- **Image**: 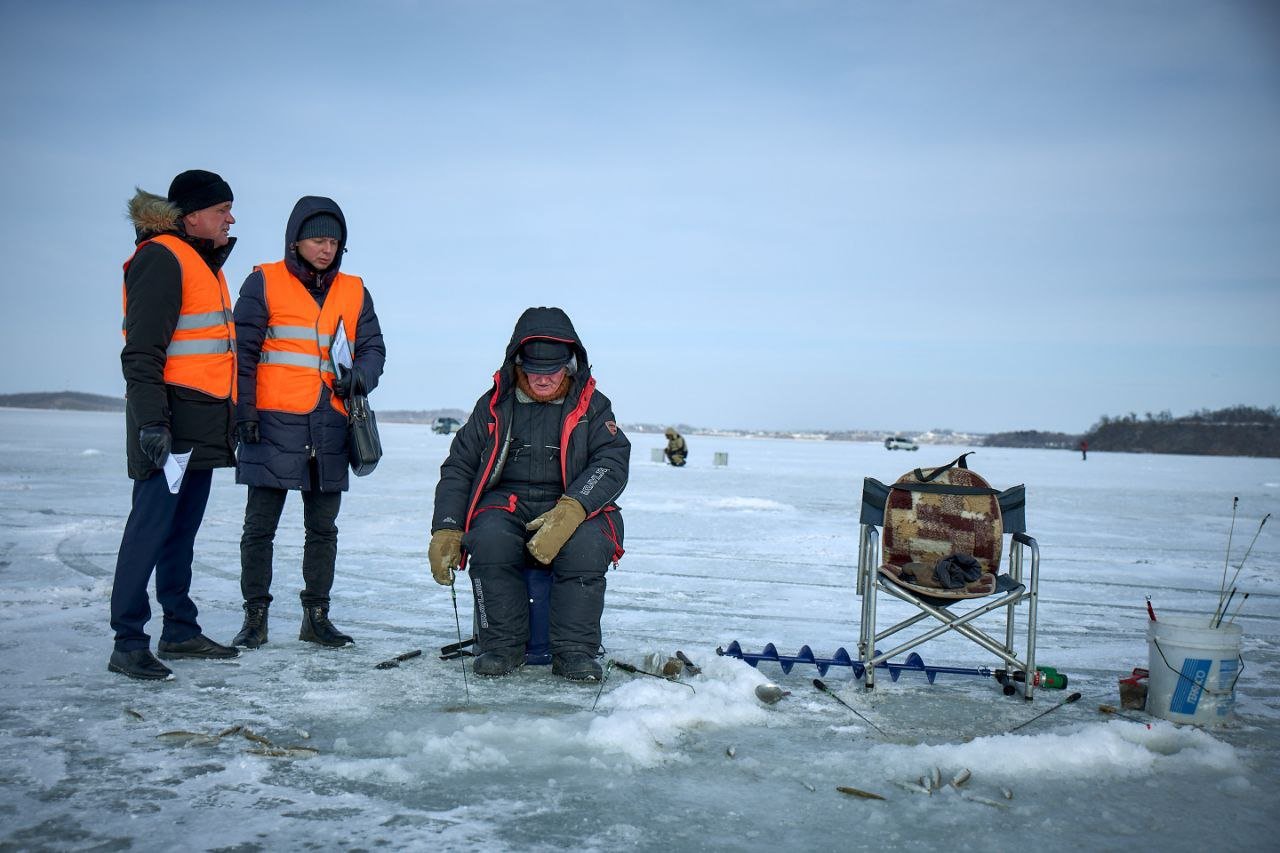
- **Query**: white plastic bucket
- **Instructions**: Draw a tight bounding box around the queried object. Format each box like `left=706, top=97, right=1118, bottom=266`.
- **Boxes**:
left=713, top=452, right=729, bottom=467
left=1146, top=614, right=1242, bottom=726
left=650, top=448, right=666, bottom=463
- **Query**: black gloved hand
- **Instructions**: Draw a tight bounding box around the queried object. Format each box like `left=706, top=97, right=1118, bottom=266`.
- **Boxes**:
left=333, top=365, right=364, bottom=400
left=237, top=420, right=260, bottom=445
left=138, top=425, right=172, bottom=468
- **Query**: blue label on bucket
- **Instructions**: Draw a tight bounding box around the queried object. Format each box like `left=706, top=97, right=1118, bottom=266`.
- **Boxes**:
left=1169, top=657, right=1211, bottom=715
left=1216, top=657, right=1239, bottom=716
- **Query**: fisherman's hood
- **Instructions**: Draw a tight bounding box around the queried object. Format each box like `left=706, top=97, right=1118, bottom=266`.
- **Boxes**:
left=502, top=306, right=589, bottom=373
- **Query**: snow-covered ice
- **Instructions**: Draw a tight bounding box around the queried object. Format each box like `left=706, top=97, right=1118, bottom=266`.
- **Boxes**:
left=1, top=409, right=1277, bottom=851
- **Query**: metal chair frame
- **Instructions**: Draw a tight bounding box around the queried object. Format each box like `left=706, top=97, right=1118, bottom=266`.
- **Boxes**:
left=855, top=474, right=1041, bottom=698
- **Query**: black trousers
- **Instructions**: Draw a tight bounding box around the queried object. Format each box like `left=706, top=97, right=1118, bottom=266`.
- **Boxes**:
left=463, top=495, right=615, bottom=656
left=240, top=482, right=342, bottom=608
left=110, top=469, right=213, bottom=652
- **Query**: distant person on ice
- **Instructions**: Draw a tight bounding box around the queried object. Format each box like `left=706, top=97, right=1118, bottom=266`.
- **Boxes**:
left=427, top=307, right=629, bottom=682
left=663, top=427, right=688, bottom=466
left=1080, top=440, right=1088, bottom=461
left=111, top=169, right=242, bottom=680
left=230, top=197, right=386, bottom=650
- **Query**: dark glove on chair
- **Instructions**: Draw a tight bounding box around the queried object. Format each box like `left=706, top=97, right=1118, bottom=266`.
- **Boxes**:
left=526, top=497, right=587, bottom=565
left=333, top=365, right=364, bottom=400
left=138, top=425, right=171, bottom=468
left=237, top=420, right=260, bottom=445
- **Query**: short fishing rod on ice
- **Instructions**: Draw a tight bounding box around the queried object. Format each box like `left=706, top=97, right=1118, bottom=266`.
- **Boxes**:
left=449, top=571, right=470, bottom=703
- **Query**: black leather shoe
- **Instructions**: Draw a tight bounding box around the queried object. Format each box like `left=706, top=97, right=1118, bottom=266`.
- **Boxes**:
left=552, top=651, right=603, bottom=682
left=108, top=648, right=174, bottom=681
left=473, top=648, right=525, bottom=677
left=156, top=634, right=240, bottom=660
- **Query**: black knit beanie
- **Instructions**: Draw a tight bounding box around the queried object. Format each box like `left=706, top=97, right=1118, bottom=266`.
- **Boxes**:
left=167, top=170, right=233, bottom=215
left=298, top=214, right=343, bottom=241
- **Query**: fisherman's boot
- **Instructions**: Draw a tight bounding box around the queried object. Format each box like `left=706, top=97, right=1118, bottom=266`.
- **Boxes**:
left=299, top=605, right=354, bottom=648
left=231, top=602, right=269, bottom=649
left=473, top=647, right=526, bottom=677
left=551, top=650, right=603, bottom=682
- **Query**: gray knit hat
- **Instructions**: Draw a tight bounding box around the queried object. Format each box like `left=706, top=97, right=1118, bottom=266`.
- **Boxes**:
left=298, top=213, right=343, bottom=241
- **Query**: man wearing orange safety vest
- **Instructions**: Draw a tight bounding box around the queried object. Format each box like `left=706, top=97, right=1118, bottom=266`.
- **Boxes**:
left=111, top=170, right=243, bottom=681
left=231, top=196, right=386, bottom=650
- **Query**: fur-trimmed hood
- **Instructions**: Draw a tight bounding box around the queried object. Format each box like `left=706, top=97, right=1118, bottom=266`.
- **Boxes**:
left=126, top=188, right=182, bottom=241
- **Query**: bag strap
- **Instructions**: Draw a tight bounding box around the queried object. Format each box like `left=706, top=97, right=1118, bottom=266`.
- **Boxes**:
left=914, top=451, right=974, bottom=483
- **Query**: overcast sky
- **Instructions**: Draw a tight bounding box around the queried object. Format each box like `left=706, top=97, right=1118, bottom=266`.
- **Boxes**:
left=2, top=1, right=1277, bottom=434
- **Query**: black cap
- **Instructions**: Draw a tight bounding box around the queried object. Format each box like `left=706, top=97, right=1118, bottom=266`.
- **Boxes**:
left=517, top=340, right=573, bottom=374
left=298, top=213, right=343, bottom=241
left=167, top=169, right=233, bottom=216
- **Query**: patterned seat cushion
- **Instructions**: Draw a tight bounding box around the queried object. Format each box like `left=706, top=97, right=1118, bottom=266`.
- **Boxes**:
left=878, top=463, right=1002, bottom=601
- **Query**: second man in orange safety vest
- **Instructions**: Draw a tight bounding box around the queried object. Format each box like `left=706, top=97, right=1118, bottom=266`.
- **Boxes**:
left=231, top=196, right=386, bottom=649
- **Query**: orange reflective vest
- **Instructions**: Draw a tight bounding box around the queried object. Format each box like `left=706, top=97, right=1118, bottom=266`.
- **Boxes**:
left=122, top=233, right=237, bottom=402
left=254, top=260, right=364, bottom=416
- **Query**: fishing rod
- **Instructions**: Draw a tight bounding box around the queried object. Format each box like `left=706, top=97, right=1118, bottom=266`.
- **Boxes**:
left=449, top=571, right=470, bottom=703
left=1213, top=513, right=1269, bottom=626
left=1006, top=691, right=1081, bottom=733
left=1226, top=592, right=1251, bottom=625
left=812, top=678, right=888, bottom=737
left=590, top=660, right=615, bottom=712
left=1213, top=588, right=1237, bottom=629
left=1214, top=497, right=1239, bottom=624
left=374, top=649, right=422, bottom=670
left=609, top=660, right=696, bottom=693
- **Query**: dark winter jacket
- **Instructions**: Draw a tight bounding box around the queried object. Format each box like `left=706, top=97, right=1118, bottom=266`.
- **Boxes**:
left=431, top=307, right=630, bottom=558
left=121, top=189, right=237, bottom=480
left=234, top=196, right=386, bottom=492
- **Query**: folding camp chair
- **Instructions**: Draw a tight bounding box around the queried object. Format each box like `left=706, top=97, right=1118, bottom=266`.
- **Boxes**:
left=856, top=453, right=1041, bottom=697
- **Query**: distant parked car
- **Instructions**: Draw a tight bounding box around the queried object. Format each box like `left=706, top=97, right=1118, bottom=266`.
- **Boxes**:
left=432, top=417, right=462, bottom=435
left=884, top=436, right=918, bottom=451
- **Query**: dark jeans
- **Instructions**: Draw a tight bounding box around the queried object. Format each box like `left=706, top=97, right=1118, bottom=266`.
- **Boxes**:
left=110, top=469, right=213, bottom=652
left=463, top=495, right=614, bottom=656
left=240, top=484, right=342, bottom=608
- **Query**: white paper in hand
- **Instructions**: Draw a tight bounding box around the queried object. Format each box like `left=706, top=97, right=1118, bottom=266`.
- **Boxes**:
left=331, top=319, right=353, bottom=371
left=164, top=450, right=193, bottom=494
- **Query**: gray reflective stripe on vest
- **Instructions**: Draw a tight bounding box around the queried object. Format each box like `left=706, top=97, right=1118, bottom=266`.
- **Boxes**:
left=266, top=325, right=319, bottom=341
left=167, top=338, right=233, bottom=356
left=264, top=325, right=338, bottom=373
left=259, top=350, right=321, bottom=369
left=175, top=309, right=234, bottom=330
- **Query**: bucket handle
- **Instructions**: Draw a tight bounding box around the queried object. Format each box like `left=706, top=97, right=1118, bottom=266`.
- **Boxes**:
left=1151, top=637, right=1245, bottom=698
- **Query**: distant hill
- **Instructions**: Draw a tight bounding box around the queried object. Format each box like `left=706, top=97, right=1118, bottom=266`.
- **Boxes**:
left=1084, top=406, right=1280, bottom=458
left=0, top=391, right=124, bottom=412
left=982, top=430, right=1081, bottom=450
left=984, top=405, right=1280, bottom=458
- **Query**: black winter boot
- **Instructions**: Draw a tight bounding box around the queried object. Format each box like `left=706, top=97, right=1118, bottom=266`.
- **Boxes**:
left=232, top=602, right=269, bottom=648
left=473, top=647, right=525, bottom=677
left=552, top=651, right=603, bottom=682
left=299, top=605, right=354, bottom=647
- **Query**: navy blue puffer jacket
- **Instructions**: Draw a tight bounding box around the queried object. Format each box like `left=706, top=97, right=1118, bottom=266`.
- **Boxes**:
left=233, top=196, right=386, bottom=492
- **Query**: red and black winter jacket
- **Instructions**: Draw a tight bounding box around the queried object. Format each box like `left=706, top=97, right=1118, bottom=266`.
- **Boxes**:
left=430, top=307, right=630, bottom=561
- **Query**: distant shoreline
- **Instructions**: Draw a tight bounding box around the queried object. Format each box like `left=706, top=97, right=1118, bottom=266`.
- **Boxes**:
left=2, top=393, right=1274, bottom=457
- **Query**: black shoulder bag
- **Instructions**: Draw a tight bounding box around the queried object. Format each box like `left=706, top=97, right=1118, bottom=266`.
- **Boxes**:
left=347, top=393, right=382, bottom=476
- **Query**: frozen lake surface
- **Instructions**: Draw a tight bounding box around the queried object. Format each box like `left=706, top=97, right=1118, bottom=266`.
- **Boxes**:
left=1, top=409, right=1278, bottom=851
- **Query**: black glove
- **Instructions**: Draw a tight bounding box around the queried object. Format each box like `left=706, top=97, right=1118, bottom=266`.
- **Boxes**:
left=237, top=420, right=260, bottom=445
left=333, top=365, right=364, bottom=400
left=138, top=425, right=171, bottom=468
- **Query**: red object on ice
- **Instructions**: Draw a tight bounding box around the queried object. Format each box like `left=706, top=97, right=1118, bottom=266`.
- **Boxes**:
left=1146, top=597, right=1157, bottom=622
